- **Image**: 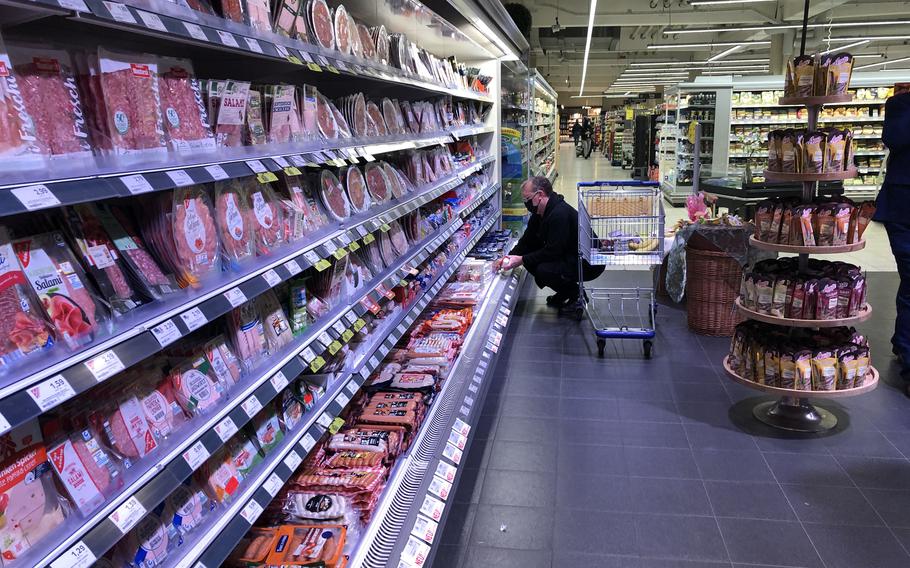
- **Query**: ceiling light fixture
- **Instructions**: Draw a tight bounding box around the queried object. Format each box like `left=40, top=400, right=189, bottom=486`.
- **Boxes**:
left=707, top=45, right=743, bottom=62
left=819, top=39, right=870, bottom=56
left=665, top=20, right=910, bottom=35
left=578, top=0, right=597, bottom=96
left=854, top=54, right=885, bottom=59
left=826, top=35, right=910, bottom=42
left=701, top=69, right=769, bottom=75
left=647, top=41, right=771, bottom=49
left=855, top=55, right=910, bottom=70
left=690, top=0, right=775, bottom=5
left=631, top=58, right=768, bottom=67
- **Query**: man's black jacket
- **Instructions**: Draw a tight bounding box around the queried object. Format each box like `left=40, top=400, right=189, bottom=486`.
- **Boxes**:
left=875, top=92, right=910, bottom=223
left=510, top=194, right=578, bottom=274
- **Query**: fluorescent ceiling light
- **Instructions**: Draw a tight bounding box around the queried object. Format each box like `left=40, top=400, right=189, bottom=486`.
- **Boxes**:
left=690, top=0, right=775, bottom=5
left=701, top=69, right=769, bottom=75
left=623, top=92, right=632, bottom=96
left=854, top=54, right=885, bottom=59
left=855, top=55, right=910, bottom=70
left=578, top=0, right=597, bottom=96
left=707, top=45, right=742, bottom=62
left=630, top=59, right=768, bottom=67
left=820, top=40, right=870, bottom=56
left=647, top=41, right=770, bottom=49
left=627, top=65, right=768, bottom=73
left=827, top=36, right=910, bottom=42
left=666, top=20, right=910, bottom=35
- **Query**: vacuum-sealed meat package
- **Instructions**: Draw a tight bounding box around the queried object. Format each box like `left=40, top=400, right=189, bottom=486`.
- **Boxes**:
left=97, top=393, right=159, bottom=460
left=97, top=48, right=167, bottom=155
left=162, top=479, right=214, bottom=540
left=228, top=433, right=262, bottom=479
left=196, top=447, right=240, bottom=504
left=139, top=375, right=189, bottom=441
left=169, top=354, right=226, bottom=416
left=0, top=43, right=46, bottom=169
left=267, top=84, right=303, bottom=144
left=205, top=335, right=243, bottom=387
left=342, top=166, right=371, bottom=213
left=214, top=179, right=255, bottom=269
left=318, top=169, right=351, bottom=222
left=114, top=508, right=173, bottom=567
left=158, top=56, right=215, bottom=153
left=13, top=231, right=109, bottom=349
left=212, top=80, right=251, bottom=147
left=47, top=419, right=123, bottom=515
left=170, top=186, right=221, bottom=286
left=7, top=44, right=93, bottom=158
left=245, top=180, right=285, bottom=255
left=256, top=290, right=293, bottom=353
left=245, top=89, right=267, bottom=145
left=228, top=301, right=267, bottom=372
left=309, top=0, right=335, bottom=50
left=245, top=0, right=272, bottom=32
left=315, top=91, right=338, bottom=140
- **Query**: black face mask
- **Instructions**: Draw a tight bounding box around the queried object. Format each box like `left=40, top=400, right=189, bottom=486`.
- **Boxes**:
left=524, top=197, right=536, bottom=213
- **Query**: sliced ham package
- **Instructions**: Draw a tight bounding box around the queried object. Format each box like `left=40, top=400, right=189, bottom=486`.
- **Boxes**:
left=266, top=84, right=303, bottom=144
left=162, top=479, right=214, bottom=541
left=158, top=56, right=215, bottom=153
left=214, top=179, right=255, bottom=270
left=47, top=418, right=124, bottom=515
left=93, top=392, right=159, bottom=462
left=139, top=373, right=189, bottom=442
left=196, top=447, right=240, bottom=504
left=228, top=301, right=267, bottom=372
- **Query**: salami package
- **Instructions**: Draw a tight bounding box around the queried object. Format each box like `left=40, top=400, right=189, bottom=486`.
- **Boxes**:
left=228, top=302, right=267, bottom=372
left=158, top=57, right=215, bottom=153
left=47, top=419, right=123, bottom=515
left=170, top=186, right=222, bottom=286
left=13, top=231, right=110, bottom=349
left=7, top=44, right=93, bottom=158
left=169, top=354, right=226, bottom=416
left=309, top=0, right=335, bottom=50
left=214, top=179, right=255, bottom=269
left=315, top=91, right=338, bottom=140
left=0, top=227, right=56, bottom=369
left=0, top=421, right=68, bottom=563
left=96, top=48, right=167, bottom=156
left=245, top=181, right=285, bottom=255
left=212, top=80, right=250, bottom=147
left=0, top=39, right=47, bottom=169
left=97, top=393, right=159, bottom=460
left=139, top=374, right=189, bottom=441
left=342, top=166, right=371, bottom=213
left=245, top=89, right=267, bottom=145
left=256, top=290, right=293, bottom=353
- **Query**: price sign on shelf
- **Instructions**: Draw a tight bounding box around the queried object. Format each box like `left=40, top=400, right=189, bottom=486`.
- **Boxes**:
left=283, top=449, right=303, bottom=471
left=245, top=159, right=267, bottom=173
left=224, top=287, right=247, bottom=307
left=183, top=22, right=207, bottom=41
left=216, top=30, right=240, bottom=48
left=412, top=515, right=438, bottom=545
left=51, top=541, right=96, bottom=568
left=301, top=432, right=317, bottom=452
left=316, top=412, right=332, bottom=429
left=214, top=416, right=238, bottom=442
left=11, top=184, right=60, bottom=211
left=244, top=37, right=263, bottom=53
left=180, top=307, right=206, bottom=331
left=103, top=2, right=136, bottom=24
left=204, top=164, right=229, bottom=180
left=442, top=442, right=462, bottom=465
left=418, top=494, right=445, bottom=522
left=263, top=269, right=281, bottom=288
left=428, top=475, right=452, bottom=501
left=136, top=10, right=167, bottom=32
left=401, top=536, right=431, bottom=568
left=270, top=371, right=289, bottom=392
left=85, top=350, right=125, bottom=382
left=271, top=156, right=290, bottom=168
left=284, top=259, right=302, bottom=275
left=240, top=499, right=264, bottom=525
left=27, top=375, right=76, bottom=412
left=150, top=320, right=181, bottom=347
left=108, top=496, right=146, bottom=534
left=263, top=473, right=283, bottom=497
left=182, top=440, right=210, bottom=470
left=119, top=174, right=153, bottom=194
left=241, top=395, right=263, bottom=418
left=435, top=461, right=457, bottom=483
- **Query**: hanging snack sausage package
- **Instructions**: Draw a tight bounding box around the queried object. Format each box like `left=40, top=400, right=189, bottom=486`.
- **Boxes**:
left=139, top=372, right=189, bottom=441
left=158, top=56, right=215, bottom=154
left=264, top=524, right=346, bottom=567
left=826, top=53, right=854, bottom=96
left=803, top=131, right=826, bottom=174
left=214, top=179, right=255, bottom=270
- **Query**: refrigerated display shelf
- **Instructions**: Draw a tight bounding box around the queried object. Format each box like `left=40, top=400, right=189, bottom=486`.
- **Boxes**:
left=171, top=211, right=502, bottom=568
left=0, top=156, right=495, bottom=436
left=732, top=117, right=884, bottom=125
left=734, top=99, right=887, bottom=108
left=34, top=186, right=503, bottom=568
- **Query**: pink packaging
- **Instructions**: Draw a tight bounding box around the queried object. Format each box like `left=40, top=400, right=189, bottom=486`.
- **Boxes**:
left=158, top=56, right=215, bottom=153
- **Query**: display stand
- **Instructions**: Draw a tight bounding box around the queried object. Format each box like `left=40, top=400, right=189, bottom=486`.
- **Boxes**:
left=729, top=93, right=879, bottom=433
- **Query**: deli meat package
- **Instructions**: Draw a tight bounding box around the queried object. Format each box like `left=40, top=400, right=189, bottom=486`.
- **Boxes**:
left=95, top=48, right=168, bottom=156
left=213, top=179, right=255, bottom=269
left=158, top=57, right=215, bottom=153
left=168, top=354, right=227, bottom=416
left=12, top=231, right=110, bottom=349
left=0, top=421, right=69, bottom=563
left=0, top=227, right=56, bottom=371
left=6, top=44, right=93, bottom=159
left=244, top=180, right=285, bottom=255
left=0, top=35, right=47, bottom=169
left=208, top=80, right=251, bottom=148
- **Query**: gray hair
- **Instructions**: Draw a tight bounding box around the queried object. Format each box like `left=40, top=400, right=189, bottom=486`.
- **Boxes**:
left=523, top=176, right=553, bottom=196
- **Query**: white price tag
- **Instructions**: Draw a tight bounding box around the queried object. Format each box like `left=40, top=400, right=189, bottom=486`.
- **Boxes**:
left=317, top=331, right=332, bottom=347
left=401, top=536, right=431, bottom=568
left=224, top=287, right=247, bottom=307
left=137, top=10, right=166, bottom=32
left=368, top=355, right=380, bottom=370
left=355, top=225, right=368, bottom=238
left=27, top=375, right=76, bottom=412
left=345, top=380, right=358, bottom=395
left=283, top=449, right=303, bottom=471
left=11, top=184, right=60, bottom=211
left=244, top=37, right=263, bottom=53
left=103, top=2, right=136, bottom=24
left=468, top=383, right=478, bottom=394
left=300, top=346, right=316, bottom=363
left=51, top=541, right=96, bottom=568
left=272, top=156, right=290, bottom=168
left=108, top=496, right=146, bottom=534
left=303, top=250, right=321, bottom=265
left=412, top=515, right=438, bottom=545
left=316, top=413, right=332, bottom=429
left=150, top=320, right=181, bottom=347
left=275, top=44, right=290, bottom=58
left=435, top=461, right=457, bottom=483
left=214, top=416, right=238, bottom=442
left=270, top=371, right=289, bottom=392
left=263, top=473, right=283, bottom=496
left=242, top=395, right=263, bottom=418
left=428, top=475, right=452, bottom=501
left=263, top=269, right=281, bottom=287
left=0, top=413, right=9, bottom=434
left=343, top=311, right=357, bottom=325
left=183, top=22, right=207, bottom=41
left=240, top=499, right=263, bottom=524
left=453, top=418, right=470, bottom=436
left=332, top=320, right=346, bottom=335
left=246, top=159, right=267, bottom=173
left=418, top=494, right=445, bottom=522
left=165, top=169, right=193, bottom=187
left=289, top=155, right=306, bottom=167
left=448, top=430, right=467, bottom=451
left=301, top=432, right=317, bottom=452
left=204, top=164, right=229, bottom=180
left=460, top=405, right=470, bottom=416
left=180, top=307, right=206, bottom=331
left=335, top=392, right=350, bottom=407
left=442, top=442, right=462, bottom=465
left=216, top=30, right=239, bottom=48
left=119, top=174, right=154, bottom=194
left=84, top=350, right=125, bottom=382
left=57, top=0, right=89, bottom=11
left=284, top=259, right=302, bottom=275
left=464, top=395, right=474, bottom=407
left=182, top=440, right=210, bottom=470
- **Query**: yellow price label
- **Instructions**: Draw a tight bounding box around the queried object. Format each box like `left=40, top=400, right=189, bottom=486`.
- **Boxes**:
left=353, top=318, right=365, bottom=331
left=362, top=233, right=376, bottom=244
left=287, top=55, right=303, bottom=65
left=409, top=267, right=419, bottom=276
left=307, top=62, right=322, bottom=72
left=341, top=329, right=354, bottom=342
left=314, top=259, right=331, bottom=272
left=332, top=247, right=347, bottom=260
left=309, top=355, right=325, bottom=372
left=329, top=417, right=345, bottom=434
left=328, top=340, right=342, bottom=355
left=284, top=166, right=302, bottom=176
left=347, top=240, right=360, bottom=251
left=256, top=172, right=278, bottom=183
left=380, top=223, right=391, bottom=232
left=327, top=65, right=339, bottom=74
left=398, top=279, right=408, bottom=287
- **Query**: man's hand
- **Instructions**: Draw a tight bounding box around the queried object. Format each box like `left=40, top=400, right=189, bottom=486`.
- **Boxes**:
left=498, top=255, right=523, bottom=271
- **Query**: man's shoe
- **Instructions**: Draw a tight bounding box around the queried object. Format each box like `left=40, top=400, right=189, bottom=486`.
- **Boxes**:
left=546, top=293, right=572, bottom=307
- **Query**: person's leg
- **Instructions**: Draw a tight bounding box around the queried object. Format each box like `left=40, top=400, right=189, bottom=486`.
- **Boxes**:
left=884, top=223, right=910, bottom=390
left=531, top=262, right=578, bottom=306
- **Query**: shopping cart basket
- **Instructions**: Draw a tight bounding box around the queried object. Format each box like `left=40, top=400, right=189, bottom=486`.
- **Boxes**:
left=577, top=180, right=665, bottom=358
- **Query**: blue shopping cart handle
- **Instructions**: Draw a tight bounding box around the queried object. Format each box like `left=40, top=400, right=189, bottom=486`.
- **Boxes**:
left=577, top=181, right=659, bottom=187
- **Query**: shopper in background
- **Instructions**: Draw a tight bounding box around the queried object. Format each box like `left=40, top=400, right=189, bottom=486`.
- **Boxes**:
left=494, top=176, right=605, bottom=310
left=571, top=119, right=582, bottom=146
left=581, top=117, right=594, bottom=159
left=875, top=82, right=910, bottom=397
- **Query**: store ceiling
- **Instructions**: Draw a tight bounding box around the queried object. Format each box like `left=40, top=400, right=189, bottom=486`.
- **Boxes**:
left=514, top=0, right=910, bottom=104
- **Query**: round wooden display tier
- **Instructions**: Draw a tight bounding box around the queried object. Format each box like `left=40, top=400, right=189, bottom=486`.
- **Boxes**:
left=763, top=168, right=858, bottom=182
left=778, top=94, right=854, bottom=106
left=749, top=235, right=866, bottom=254
left=734, top=298, right=873, bottom=328
left=723, top=356, right=880, bottom=399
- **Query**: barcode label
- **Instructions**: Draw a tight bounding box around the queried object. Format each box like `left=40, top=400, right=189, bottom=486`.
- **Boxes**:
left=214, top=416, right=238, bottom=442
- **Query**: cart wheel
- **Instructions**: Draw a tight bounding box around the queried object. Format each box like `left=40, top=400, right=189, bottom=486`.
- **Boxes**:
left=643, top=340, right=653, bottom=359
left=575, top=305, right=584, bottom=321
left=597, top=339, right=606, bottom=358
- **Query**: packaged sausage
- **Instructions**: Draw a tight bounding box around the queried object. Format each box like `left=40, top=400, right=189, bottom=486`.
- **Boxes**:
left=214, top=179, right=255, bottom=270
left=196, top=447, right=240, bottom=504
left=811, top=349, right=837, bottom=391
left=169, top=355, right=226, bottom=416
left=289, top=278, right=312, bottom=336
left=788, top=279, right=806, bottom=319
left=115, top=508, right=173, bottom=568
left=139, top=374, right=189, bottom=441
left=227, top=302, right=267, bottom=372
left=233, top=527, right=277, bottom=565
left=264, top=524, right=346, bottom=567
left=246, top=181, right=285, bottom=256
left=779, top=349, right=797, bottom=389
left=13, top=231, right=110, bottom=349
left=0, top=39, right=48, bottom=169
left=779, top=205, right=794, bottom=245
left=158, top=56, right=215, bottom=153
left=212, top=80, right=251, bottom=148
left=245, top=89, right=267, bottom=145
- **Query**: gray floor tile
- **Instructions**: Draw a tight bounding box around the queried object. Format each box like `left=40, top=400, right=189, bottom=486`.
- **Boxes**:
left=462, top=546, right=552, bottom=568
left=693, top=449, right=775, bottom=482
left=487, top=440, right=558, bottom=473
left=822, top=428, right=906, bottom=458
left=558, top=397, right=621, bottom=420
left=495, top=417, right=558, bottom=445
left=629, top=477, right=713, bottom=515
left=781, top=484, right=883, bottom=526
left=625, top=447, right=700, bottom=479
left=684, top=423, right=758, bottom=451
left=705, top=481, right=796, bottom=521
left=504, top=344, right=561, bottom=363
left=763, top=452, right=853, bottom=486
left=470, top=504, right=553, bottom=550
left=430, top=545, right=464, bottom=568
left=561, top=378, right=619, bottom=400
left=618, top=399, right=682, bottom=423
left=672, top=382, right=732, bottom=403
left=894, top=527, right=910, bottom=551
left=620, top=421, right=691, bottom=449
left=553, top=509, right=639, bottom=556
left=609, top=380, right=676, bottom=401
left=834, top=455, right=910, bottom=490
left=552, top=551, right=640, bottom=567
left=634, top=514, right=728, bottom=562
left=495, top=359, right=561, bottom=379
left=453, top=468, right=485, bottom=505
left=558, top=418, right=623, bottom=446
left=440, top=504, right=476, bottom=546
left=480, top=469, right=556, bottom=508
left=803, top=524, right=910, bottom=568
left=862, top=489, right=910, bottom=528
left=556, top=473, right=634, bottom=512
left=677, top=401, right=739, bottom=428
left=504, top=376, right=559, bottom=398
left=882, top=430, right=910, bottom=459
left=753, top=434, right=833, bottom=455
left=558, top=444, right=627, bottom=476
left=717, top=518, right=822, bottom=567
left=640, top=560, right=731, bottom=568
left=499, top=394, right=555, bottom=418
left=561, top=360, right=613, bottom=379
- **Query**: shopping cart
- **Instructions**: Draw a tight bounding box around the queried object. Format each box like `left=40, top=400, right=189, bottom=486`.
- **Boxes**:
left=576, top=180, right=665, bottom=358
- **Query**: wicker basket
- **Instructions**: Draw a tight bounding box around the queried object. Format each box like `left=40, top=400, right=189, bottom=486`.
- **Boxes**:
left=685, top=239, right=743, bottom=336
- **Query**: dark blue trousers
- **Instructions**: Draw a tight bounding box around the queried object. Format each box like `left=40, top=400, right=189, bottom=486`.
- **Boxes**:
left=885, top=222, right=910, bottom=382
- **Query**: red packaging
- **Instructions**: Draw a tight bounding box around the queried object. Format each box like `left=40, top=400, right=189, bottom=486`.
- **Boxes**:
left=158, top=56, right=214, bottom=153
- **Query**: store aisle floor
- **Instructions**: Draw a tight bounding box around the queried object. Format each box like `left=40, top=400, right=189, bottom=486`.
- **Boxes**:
left=434, top=145, right=910, bottom=567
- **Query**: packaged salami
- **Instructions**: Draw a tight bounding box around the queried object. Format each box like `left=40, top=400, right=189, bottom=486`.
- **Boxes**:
left=267, top=84, right=304, bottom=144
left=158, top=56, right=215, bottom=153
left=139, top=373, right=189, bottom=441
left=170, top=186, right=222, bottom=286
left=245, top=180, right=285, bottom=255
left=228, top=302, right=267, bottom=372
left=0, top=37, right=47, bottom=169
left=13, top=231, right=110, bottom=349
left=169, top=354, right=226, bottom=416
left=214, top=179, right=255, bottom=269
left=7, top=44, right=93, bottom=158
left=197, top=447, right=240, bottom=504
left=342, top=166, right=371, bottom=213
left=256, top=290, right=293, bottom=353
left=212, top=80, right=251, bottom=147
left=95, top=393, right=159, bottom=460
left=47, top=417, right=124, bottom=515
left=245, top=89, right=267, bottom=145
left=301, top=85, right=318, bottom=139
left=318, top=169, right=351, bottom=222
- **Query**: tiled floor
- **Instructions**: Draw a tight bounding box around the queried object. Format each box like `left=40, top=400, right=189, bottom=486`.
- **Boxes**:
left=432, top=146, right=910, bottom=567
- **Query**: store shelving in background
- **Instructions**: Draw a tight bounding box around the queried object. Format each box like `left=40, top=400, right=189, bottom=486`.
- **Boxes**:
left=530, top=69, right=558, bottom=185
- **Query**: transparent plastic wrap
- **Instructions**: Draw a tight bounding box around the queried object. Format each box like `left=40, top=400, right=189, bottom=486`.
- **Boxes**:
left=228, top=432, right=262, bottom=479
left=250, top=405, right=284, bottom=456
left=341, top=165, right=371, bottom=213
left=315, top=90, right=338, bottom=140
left=195, top=446, right=240, bottom=504
left=0, top=421, right=69, bottom=564
left=364, top=162, right=390, bottom=204
left=12, top=231, right=110, bottom=349
left=245, top=0, right=272, bottom=32
left=0, top=35, right=46, bottom=171
left=227, top=301, right=267, bottom=372
left=255, top=289, right=293, bottom=354
left=213, top=179, right=255, bottom=270
left=277, top=388, right=304, bottom=432
left=244, top=89, right=267, bottom=145
left=329, top=99, right=352, bottom=139
left=365, top=101, right=387, bottom=136
left=162, top=479, right=214, bottom=543
left=244, top=179, right=285, bottom=255
left=300, top=85, right=317, bottom=140
left=317, top=169, right=351, bottom=222
left=288, top=277, right=312, bottom=336
left=158, top=56, right=215, bottom=153
left=267, top=84, right=303, bottom=144
left=210, top=80, right=250, bottom=148
left=204, top=334, right=243, bottom=387
left=6, top=44, right=93, bottom=159
left=93, top=392, right=159, bottom=461
left=113, top=507, right=173, bottom=567
left=138, top=371, right=189, bottom=442
left=96, top=48, right=167, bottom=156
left=168, top=354, right=226, bottom=416
left=308, top=0, right=335, bottom=50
